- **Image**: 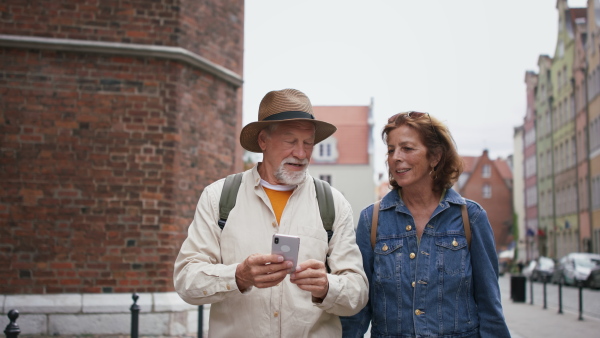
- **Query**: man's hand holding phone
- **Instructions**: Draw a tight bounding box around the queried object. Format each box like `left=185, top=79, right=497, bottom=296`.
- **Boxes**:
left=290, top=259, right=329, bottom=301
left=235, top=253, right=294, bottom=292
left=235, top=234, right=300, bottom=292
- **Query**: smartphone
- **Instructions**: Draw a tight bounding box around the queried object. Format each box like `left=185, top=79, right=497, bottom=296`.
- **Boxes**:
left=271, top=234, right=300, bottom=273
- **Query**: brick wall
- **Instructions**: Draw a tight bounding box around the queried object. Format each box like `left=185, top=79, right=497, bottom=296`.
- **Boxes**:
left=0, top=0, right=243, bottom=294
left=0, top=0, right=243, bottom=74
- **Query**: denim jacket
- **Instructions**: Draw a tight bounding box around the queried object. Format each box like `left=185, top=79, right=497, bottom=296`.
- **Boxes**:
left=341, top=188, right=510, bottom=338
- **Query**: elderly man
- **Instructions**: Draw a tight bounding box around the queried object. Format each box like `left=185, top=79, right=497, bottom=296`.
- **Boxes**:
left=174, top=88, right=368, bottom=337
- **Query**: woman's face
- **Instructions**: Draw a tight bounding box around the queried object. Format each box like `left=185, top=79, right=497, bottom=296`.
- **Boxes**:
left=387, top=124, right=438, bottom=191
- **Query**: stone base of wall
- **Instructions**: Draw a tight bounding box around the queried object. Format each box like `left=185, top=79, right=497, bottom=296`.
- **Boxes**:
left=0, top=292, right=209, bottom=337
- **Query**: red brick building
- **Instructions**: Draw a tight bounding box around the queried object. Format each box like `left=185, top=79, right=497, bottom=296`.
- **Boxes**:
left=456, top=150, right=514, bottom=251
left=0, top=1, right=243, bottom=334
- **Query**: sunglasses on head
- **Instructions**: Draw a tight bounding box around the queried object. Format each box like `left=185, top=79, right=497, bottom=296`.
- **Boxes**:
left=388, top=111, right=440, bottom=141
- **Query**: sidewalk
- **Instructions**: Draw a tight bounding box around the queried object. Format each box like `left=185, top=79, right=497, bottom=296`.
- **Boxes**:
left=500, top=278, right=600, bottom=338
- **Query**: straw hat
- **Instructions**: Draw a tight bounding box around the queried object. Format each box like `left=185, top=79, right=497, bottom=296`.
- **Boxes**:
left=240, top=88, right=337, bottom=153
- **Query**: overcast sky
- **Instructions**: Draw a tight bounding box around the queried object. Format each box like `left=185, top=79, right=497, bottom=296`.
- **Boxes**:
left=242, top=0, right=587, bottom=177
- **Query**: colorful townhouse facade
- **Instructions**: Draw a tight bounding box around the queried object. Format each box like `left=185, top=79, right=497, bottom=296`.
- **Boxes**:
left=523, top=71, right=539, bottom=261
left=588, top=0, right=600, bottom=254
left=520, top=0, right=600, bottom=259
left=535, top=54, right=555, bottom=258
left=513, top=125, right=526, bottom=262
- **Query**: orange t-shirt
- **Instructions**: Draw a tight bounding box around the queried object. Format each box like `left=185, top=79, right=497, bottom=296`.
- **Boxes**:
left=263, top=187, right=293, bottom=225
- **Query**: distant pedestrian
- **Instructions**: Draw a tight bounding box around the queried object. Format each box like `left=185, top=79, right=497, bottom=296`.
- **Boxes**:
left=341, top=112, right=510, bottom=337
left=517, top=260, right=525, bottom=274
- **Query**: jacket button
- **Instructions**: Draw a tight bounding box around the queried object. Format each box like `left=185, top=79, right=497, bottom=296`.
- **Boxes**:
left=274, top=311, right=279, bottom=317
left=203, top=290, right=207, bottom=295
left=406, top=225, right=412, bottom=231
left=382, top=244, right=388, bottom=251
left=226, top=284, right=231, bottom=290
left=410, top=252, right=416, bottom=259
left=272, top=221, right=277, bottom=227
left=412, top=281, right=415, bottom=287
left=415, top=309, right=424, bottom=315
left=452, top=239, right=458, bottom=247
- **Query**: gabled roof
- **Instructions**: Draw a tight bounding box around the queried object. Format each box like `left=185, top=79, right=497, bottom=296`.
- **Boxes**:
left=494, top=158, right=513, bottom=180
left=461, top=156, right=479, bottom=174
left=461, top=154, right=512, bottom=180
left=311, top=106, right=371, bottom=165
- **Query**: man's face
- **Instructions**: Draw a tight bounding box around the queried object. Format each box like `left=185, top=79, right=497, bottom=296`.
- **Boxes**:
left=258, top=121, right=316, bottom=185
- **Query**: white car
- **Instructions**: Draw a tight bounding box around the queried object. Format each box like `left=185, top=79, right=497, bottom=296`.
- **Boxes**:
left=521, top=260, right=537, bottom=279
left=559, top=252, right=600, bottom=286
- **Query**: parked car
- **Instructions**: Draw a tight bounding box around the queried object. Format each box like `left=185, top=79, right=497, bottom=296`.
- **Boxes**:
left=521, top=260, right=536, bottom=279
left=554, top=252, right=600, bottom=286
left=521, top=257, right=554, bottom=282
left=551, top=255, right=568, bottom=284
left=584, top=260, right=600, bottom=289
left=531, top=256, right=554, bottom=282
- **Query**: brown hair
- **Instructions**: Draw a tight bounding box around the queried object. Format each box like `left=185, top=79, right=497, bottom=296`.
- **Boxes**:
left=382, top=112, right=463, bottom=193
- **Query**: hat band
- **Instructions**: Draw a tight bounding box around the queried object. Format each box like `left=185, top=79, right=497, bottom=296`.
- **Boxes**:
left=262, top=111, right=314, bottom=121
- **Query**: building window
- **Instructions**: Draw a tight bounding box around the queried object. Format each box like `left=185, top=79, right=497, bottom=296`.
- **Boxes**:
left=483, top=184, right=492, bottom=199
left=319, top=174, right=332, bottom=185
left=319, top=143, right=330, bottom=157
left=312, top=137, right=338, bottom=163
left=482, top=164, right=491, bottom=178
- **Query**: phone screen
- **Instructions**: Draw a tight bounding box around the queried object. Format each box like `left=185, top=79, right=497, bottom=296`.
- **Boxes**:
left=271, top=234, right=300, bottom=273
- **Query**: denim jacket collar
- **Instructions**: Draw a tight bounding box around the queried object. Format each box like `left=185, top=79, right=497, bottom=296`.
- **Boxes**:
left=379, top=187, right=466, bottom=212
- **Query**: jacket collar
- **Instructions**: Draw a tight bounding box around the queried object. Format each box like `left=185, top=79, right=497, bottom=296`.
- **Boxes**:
left=379, top=187, right=466, bottom=211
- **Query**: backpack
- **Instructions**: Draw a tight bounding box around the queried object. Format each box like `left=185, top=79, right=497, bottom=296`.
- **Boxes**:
left=217, top=173, right=335, bottom=242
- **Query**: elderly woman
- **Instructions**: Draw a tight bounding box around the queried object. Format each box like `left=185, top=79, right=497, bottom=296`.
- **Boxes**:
left=341, top=112, right=510, bottom=337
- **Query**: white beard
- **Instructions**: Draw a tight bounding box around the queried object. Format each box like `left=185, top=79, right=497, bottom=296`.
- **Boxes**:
left=274, top=157, right=308, bottom=185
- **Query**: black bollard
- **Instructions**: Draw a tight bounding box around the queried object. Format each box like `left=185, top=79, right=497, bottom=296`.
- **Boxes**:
left=529, top=277, right=534, bottom=305
left=198, top=305, right=203, bottom=338
left=4, top=309, right=20, bottom=338
left=578, top=281, right=584, bottom=321
left=542, top=276, right=547, bottom=309
left=131, top=293, right=140, bottom=338
left=558, top=282, right=563, bottom=314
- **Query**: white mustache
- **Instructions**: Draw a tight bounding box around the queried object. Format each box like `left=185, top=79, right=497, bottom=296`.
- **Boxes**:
left=283, top=158, right=309, bottom=165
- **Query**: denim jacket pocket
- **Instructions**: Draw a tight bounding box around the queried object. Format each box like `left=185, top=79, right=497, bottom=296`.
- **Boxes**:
left=374, top=238, right=403, bottom=280
left=435, top=236, right=468, bottom=276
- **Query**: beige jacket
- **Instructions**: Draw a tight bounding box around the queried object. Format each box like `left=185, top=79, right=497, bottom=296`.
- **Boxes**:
left=174, top=166, right=368, bottom=337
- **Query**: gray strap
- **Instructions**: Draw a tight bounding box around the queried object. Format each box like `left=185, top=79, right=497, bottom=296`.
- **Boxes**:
left=313, top=178, right=335, bottom=240
left=218, top=173, right=243, bottom=229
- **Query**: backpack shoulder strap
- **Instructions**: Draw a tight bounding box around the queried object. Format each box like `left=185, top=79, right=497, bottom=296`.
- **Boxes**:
left=370, top=201, right=380, bottom=249
left=218, top=173, right=243, bottom=230
left=461, top=204, right=471, bottom=249
left=313, top=178, right=335, bottom=242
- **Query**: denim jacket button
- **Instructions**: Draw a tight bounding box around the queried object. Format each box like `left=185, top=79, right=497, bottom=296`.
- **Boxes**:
left=415, top=309, right=424, bottom=315
left=405, top=225, right=412, bottom=231
left=382, top=244, right=388, bottom=251
left=410, top=253, right=416, bottom=259
left=411, top=281, right=415, bottom=287
left=452, top=239, right=458, bottom=247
